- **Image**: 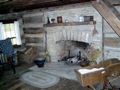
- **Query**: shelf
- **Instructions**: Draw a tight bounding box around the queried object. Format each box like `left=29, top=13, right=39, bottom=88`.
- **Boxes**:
left=44, top=21, right=96, bottom=27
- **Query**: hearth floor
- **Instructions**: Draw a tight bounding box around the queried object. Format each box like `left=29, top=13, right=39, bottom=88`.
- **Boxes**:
left=29, top=61, right=81, bottom=81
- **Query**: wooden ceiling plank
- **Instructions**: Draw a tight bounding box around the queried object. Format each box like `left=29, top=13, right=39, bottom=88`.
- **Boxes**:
left=0, top=0, right=93, bottom=14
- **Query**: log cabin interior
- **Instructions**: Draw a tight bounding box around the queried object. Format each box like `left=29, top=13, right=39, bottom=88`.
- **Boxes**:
left=0, top=0, right=120, bottom=90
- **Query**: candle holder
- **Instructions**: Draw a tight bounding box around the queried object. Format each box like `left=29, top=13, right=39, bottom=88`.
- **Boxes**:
left=51, top=18, right=55, bottom=23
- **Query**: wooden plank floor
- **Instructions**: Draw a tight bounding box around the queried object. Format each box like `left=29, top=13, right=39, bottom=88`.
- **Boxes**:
left=1, top=63, right=120, bottom=90
left=0, top=77, right=88, bottom=90
left=0, top=62, right=88, bottom=90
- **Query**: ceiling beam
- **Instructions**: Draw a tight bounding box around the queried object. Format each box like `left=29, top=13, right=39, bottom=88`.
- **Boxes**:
left=113, top=4, right=120, bottom=6
left=0, top=0, right=93, bottom=14
left=14, top=0, right=93, bottom=10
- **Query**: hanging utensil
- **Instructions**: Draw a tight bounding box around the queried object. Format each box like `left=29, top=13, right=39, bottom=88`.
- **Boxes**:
left=93, top=21, right=98, bottom=36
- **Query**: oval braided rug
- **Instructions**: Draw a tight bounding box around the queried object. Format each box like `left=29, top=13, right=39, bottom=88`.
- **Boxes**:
left=20, top=71, right=60, bottom=88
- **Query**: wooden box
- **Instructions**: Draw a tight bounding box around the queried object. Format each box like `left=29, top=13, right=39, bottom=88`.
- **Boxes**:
left=17, top=47, right=40, bottom=64
left=84, top=16, right=93, bottom=22
left=75, top=58, right=120, bottom=87
left=75, top=66, right=105, bottom=86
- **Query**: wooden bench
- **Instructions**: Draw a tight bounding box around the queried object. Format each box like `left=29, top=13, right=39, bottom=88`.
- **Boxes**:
left=75, top=58, right=120, bottom=90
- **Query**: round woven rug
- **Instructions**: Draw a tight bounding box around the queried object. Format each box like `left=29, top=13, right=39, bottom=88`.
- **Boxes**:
left=20, top=71, right=60, bottom=88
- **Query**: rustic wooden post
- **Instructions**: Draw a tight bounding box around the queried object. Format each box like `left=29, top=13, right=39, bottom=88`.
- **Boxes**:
left=7, top=56, right=16, bottom=74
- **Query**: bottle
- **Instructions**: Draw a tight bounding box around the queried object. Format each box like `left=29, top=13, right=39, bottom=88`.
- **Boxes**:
left=47, top=17, right=50, bottom=24
left=79, top=16, right=84, bottom=22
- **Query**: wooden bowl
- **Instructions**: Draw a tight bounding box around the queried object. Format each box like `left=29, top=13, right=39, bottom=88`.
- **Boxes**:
left=80, top=61, right=89, bottom=67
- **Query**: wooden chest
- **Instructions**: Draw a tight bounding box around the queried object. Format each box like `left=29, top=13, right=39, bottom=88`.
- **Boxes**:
left=75, top=67, right=105, bottom=86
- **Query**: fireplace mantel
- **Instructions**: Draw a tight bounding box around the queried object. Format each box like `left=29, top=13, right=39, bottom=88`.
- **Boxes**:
left=44, top=21, right=96, bottom=27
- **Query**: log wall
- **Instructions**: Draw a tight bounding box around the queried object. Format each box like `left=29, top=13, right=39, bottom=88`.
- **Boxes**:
left=22, top=12, right=46, bottom=55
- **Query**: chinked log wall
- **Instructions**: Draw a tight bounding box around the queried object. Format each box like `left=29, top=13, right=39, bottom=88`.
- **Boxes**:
left=92, top=0, right=120, bottom=59
left=22, top=12, right=46, bottom=55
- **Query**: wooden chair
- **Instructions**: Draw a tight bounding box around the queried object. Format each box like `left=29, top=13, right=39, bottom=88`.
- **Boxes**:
left=0, top=38, right=17, bottom=75
left=0, top=63, right=4, bottom=76
left=0, top=51, right=16, bottom=76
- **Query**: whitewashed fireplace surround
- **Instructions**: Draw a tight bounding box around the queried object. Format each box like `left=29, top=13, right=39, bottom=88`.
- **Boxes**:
left=45, top=25, right=94, bottom=62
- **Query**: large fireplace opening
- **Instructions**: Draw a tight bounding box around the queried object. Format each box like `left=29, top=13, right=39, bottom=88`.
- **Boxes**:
left=56, top=40, right=90, bottom=65
left=45, top=27, right=93, bottom=62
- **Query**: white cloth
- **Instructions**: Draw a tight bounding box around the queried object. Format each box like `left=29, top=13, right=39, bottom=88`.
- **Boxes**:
left=14, top=21, right=22, bottom=45
left=78, top=67, right=104, bottom=74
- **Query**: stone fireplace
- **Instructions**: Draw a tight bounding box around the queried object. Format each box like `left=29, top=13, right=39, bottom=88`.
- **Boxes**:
left=56, top=40, right=89, bottom=60
left=45, top=25, right=94, bottom=62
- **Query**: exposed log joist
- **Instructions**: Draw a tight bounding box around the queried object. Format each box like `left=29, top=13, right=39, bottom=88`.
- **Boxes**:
left=0, top=0, right=93, bottom=14
left=0, top=0, right=9, bottom=3
left=92, top=0, right=120, bottom=36
left=113, top=4, right=120, bottom=6
left=14, top=0, right=93, bottom=12
left=102, top=0, right=120, bottom=18
left=12, top=0, right=59, bottom=6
